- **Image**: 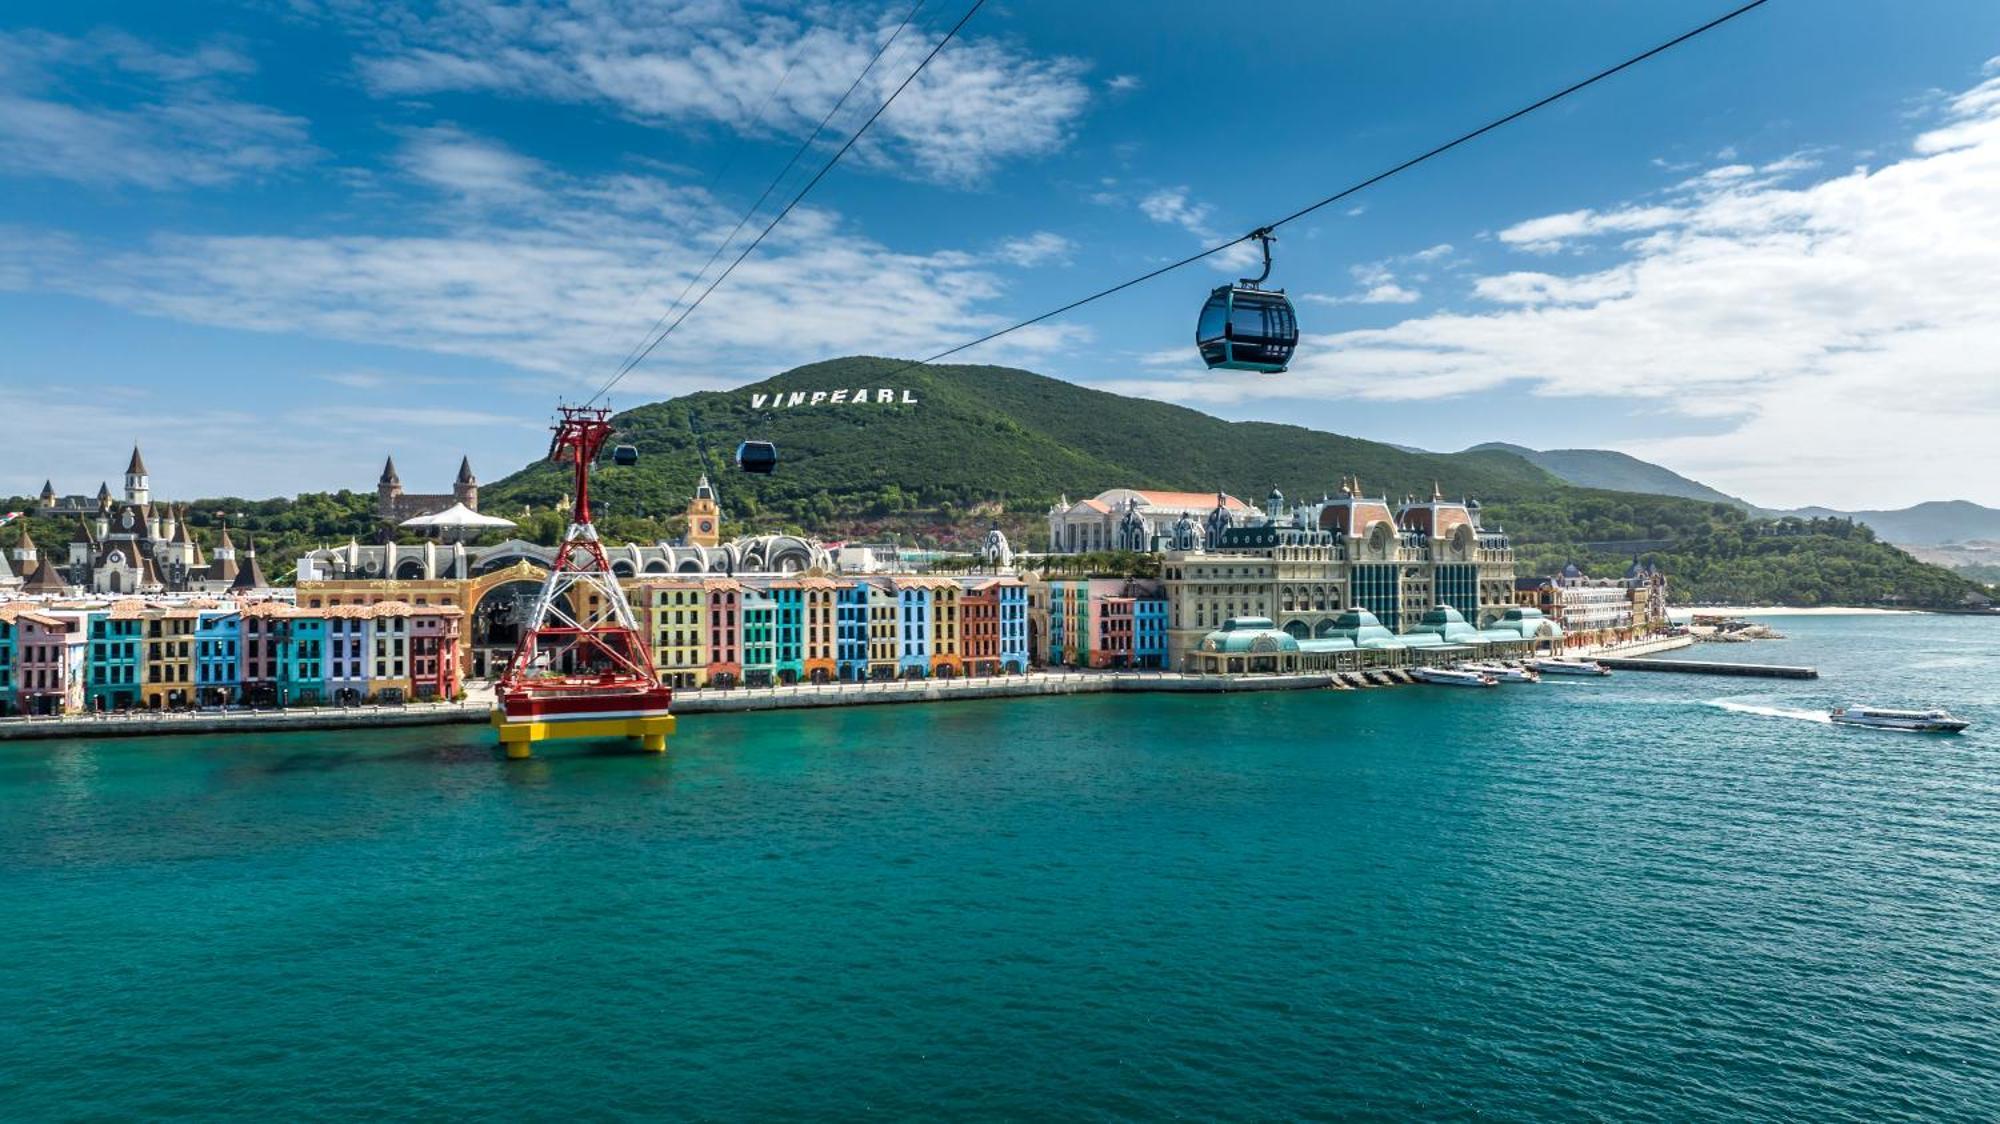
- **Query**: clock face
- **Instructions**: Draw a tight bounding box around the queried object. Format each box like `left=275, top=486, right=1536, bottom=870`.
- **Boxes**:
left=699, top=520, right=713, bottom=534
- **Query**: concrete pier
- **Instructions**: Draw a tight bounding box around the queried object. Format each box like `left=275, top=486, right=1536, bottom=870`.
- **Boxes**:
left=1595, top=657, right=1818, bottom=679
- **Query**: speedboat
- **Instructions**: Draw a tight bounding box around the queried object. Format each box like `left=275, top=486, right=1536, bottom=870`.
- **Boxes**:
left=1459, top=662, right=1540, bottom=684
left=1412, top=666, right=1498, bottom=688
left=1528, top=657, right=1611, bottom=677
left=1829, top=705, right=1970, bottom=733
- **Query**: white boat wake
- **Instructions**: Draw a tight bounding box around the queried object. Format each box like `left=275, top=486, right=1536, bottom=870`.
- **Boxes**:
left=1706, top=699, right=1831, bottom=724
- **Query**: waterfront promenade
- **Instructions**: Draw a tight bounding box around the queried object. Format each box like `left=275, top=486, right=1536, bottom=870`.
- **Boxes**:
left=0, top=635, right=1696, bottom=742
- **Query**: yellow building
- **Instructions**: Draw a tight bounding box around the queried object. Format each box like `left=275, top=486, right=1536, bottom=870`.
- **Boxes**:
left=799, top=576, right=838, bottom=683
left=866, top=581, right=899, bottom=679
left=929, top=579, right=963, bottom=676
left=638, top=579, right=709, bottom=689
left=140, top=606, right=196, bottom=708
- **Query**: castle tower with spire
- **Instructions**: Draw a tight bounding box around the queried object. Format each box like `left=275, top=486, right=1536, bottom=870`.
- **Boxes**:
left=124, top=446, right=149, bottom=506
left=378, top=455, right=403, bottom=509
left=375, top=453, right=478, bottom=523
left=453, top=456, right=479, bottom=510
left=684, top=473, right=721, bottom=548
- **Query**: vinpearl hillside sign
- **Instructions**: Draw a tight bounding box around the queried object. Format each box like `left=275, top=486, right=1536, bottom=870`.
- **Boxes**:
left=750, top=388, right=920, bottom=409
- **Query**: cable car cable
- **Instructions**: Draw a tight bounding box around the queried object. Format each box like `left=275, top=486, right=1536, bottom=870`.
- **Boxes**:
left=587, top=0, right=987, bottom=407
left=606, top=1, right=929, bottom=386
left=866, top=0, right=1774, bottom=381
left=601, top=26, right=819, bottom=382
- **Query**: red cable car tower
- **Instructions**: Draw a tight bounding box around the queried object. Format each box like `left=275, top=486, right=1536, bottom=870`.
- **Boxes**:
left=492, top=405, right=675, bottom=758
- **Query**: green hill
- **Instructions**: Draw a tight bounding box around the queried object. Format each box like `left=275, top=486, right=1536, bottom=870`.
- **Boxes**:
left=1469, top=442, right=1755, bottom=509
left=487, top=357, right=1562, bottom=529
left=470, top=356, right=1986, bottom=610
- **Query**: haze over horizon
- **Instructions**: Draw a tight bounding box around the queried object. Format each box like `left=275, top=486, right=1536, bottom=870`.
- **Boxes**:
left=5, top=1, right=2000, bottom=510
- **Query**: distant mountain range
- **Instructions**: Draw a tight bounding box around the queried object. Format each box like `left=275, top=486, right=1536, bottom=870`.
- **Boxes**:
left=1469, top=443, right=2000, bottom=547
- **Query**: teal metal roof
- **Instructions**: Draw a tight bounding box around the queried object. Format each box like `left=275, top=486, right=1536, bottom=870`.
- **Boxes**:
left=1199, top=618, right=1301, bottom=654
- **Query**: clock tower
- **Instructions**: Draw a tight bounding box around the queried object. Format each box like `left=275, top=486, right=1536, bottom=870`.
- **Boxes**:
left=684, top=473, right=721, bottom=548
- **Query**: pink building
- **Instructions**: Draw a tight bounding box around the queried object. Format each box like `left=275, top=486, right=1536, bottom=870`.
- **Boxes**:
left=12, top=610, right=86, bottom=715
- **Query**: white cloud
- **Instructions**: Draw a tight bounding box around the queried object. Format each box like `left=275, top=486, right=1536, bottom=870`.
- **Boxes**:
left=0, top=29, right=315, bottom=189
left=1139, top=186, right=1209, bottom=233
left=1105, top=74, right=1141, bottom=93
left=395, top=125, right=547, bottom=203
left=1303, top=245, right=1455, bottom=306
left=3, top=159, right=1086, bottom=397
left=1137, top=185, right=1260, bottom=272
left=1496, top=205, right=1683, bottom=254
left=1112, top=65, right=2000, bottom=509
left=993, top=231, right=1072, bottom=267
left=339, top=1, right=1091, bottom=185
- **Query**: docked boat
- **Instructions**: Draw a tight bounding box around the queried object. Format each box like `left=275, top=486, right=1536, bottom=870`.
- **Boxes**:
left=1829, top=705, right=1970, bottom=733
left=1528, top=657, right=1611, bottom=677
left=1459, top=662, right=1540, bottom=683
left=1412, top=666, right=1499, bottom=688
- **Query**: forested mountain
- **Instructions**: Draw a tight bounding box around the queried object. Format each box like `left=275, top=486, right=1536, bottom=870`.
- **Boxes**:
left=1468, top=443, right=1754, bottom=509
left=485, top=357, right=1562, bottom=525
left=6, top=359, right=1985, bottom=608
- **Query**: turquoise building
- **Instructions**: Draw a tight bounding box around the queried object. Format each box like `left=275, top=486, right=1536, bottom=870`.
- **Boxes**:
left=741, top=591, right=777, bottom=688
left=771, top=585, right=805, bottom=685
left=282, top=613, right=328, bottom=704
left=86, top=612, right=142, bottom=711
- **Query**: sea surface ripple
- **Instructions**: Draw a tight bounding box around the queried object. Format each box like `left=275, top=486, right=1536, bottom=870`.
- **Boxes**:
left=2, top=613, right=1997, bottom=1120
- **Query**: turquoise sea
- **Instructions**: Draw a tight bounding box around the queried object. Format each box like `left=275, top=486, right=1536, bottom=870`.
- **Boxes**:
left=3, top=613, right=1997, bottom=1120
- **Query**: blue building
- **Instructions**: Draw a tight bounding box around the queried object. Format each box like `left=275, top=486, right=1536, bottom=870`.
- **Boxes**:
left=194, top=609, right=242, bottom=706
left=1134, top=593, right=1169, bottom=669
left=997, top=583, right=1029, bottom=674
left=770, top=585, right=805, bottom=685
left=835, top=583, right=871, bottom=682
left=86, top=611, right=143, bottom=711
left=0, top=614, right=14, bottom=716
left=897, top=584, right=931, bottom=678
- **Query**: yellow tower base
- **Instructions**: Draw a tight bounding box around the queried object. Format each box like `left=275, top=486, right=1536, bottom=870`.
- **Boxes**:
left=492, top=711, right=677, bottom=759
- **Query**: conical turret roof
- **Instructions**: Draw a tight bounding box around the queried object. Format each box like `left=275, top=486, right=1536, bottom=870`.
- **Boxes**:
left=455, top=455, right=476, bottom=485
left=39, top=479, right=55, bottom=499
left=126, top=445, right=148, bottom=476
left=22, top=557, right=68, bottom=593
left=230, top=535, right=267, bottom=591
left=379, top=455, right=400, bottom=485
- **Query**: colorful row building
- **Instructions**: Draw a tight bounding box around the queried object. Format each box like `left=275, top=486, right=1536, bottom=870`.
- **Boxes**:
left=0, top=599, right=462, bottom=716
left=637, top=575, right=1029, bottom=687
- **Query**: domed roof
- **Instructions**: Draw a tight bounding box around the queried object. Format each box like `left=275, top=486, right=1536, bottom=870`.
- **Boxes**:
left=1561, top=561, right=1585, bottom=579
left=1198, top=617, right=1301, bottom=654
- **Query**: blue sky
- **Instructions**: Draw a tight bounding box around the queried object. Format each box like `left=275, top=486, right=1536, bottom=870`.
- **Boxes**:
left=5, top=0, right=2000, bottom=510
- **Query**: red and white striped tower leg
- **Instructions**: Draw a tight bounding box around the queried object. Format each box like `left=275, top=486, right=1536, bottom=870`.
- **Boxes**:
left=492, top=405, right=674, bottom=758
